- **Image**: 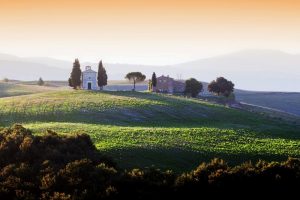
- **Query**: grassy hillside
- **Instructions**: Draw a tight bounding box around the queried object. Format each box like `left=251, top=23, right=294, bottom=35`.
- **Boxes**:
left=236, top=91, right=300, bottom=116
left=0, top=90, right=299, bottom=172
left=0, top=82, right=60, bottom=98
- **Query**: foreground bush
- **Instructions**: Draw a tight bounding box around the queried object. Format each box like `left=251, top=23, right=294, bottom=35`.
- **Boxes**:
left=0, top=125, right=116, bottom=199
left=0, top=125, right=299, bottom=199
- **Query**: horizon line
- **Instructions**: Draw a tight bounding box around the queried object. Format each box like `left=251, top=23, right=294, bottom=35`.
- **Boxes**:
left=1, top=48, right=299, bottom=66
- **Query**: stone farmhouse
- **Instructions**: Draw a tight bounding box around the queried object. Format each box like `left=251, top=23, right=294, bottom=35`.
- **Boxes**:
left=82, top=66, right=98, bottom=90
left=153, top=75, right=185, bottom=94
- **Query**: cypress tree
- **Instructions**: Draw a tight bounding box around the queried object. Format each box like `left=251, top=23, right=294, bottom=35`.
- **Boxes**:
left=97, top=60, right=108, bottom=90
left=69, top=59, right=82, bottom=89
left=68, top=78, right=73, bottom=87
left=151, top=72, right=157, bottom=92
left=151, top=72, right=157, bottom=87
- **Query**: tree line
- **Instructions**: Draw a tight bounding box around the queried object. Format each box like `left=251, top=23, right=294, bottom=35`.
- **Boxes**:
left=68, top=59, right=108, bottom=90
left=149, top=72, right=234, bottom=98
left=0, top=125, right=299, bottom=199
left=68, top=58, right=234, bottom=97
left=68, top=59, right=148, bottom=91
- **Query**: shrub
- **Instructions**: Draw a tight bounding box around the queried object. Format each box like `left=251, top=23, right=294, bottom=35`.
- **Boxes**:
left=37, top=77, right=45, bottom=86
left=0, top=125, right=299, bottom=199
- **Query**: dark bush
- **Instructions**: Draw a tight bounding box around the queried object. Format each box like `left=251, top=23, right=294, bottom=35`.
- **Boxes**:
left=0, top=125, right=116, bottom=199
left=0, top=125, right=299, bottom=199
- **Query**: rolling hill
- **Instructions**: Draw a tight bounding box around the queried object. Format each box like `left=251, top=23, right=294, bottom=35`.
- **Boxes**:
left=0, top=90, right=299, bottom=172
left=0, top=81, right=61, bottom=98
left=235, top=91, right=300, bottom=116
left=2, top=80, right=299, bottom=117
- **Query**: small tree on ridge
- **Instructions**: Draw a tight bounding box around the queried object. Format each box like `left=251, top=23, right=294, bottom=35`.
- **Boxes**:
left=37, top=77, right=44, bottom=86
left=208, top=77, right=234, bottom=97
left=185, top=78, right=203, bottom=97
left=125, top=72, right=146, bottom=91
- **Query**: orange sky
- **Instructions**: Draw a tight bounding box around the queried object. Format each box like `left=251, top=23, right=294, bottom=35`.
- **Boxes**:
left=0, top=0, right=300, bottom=64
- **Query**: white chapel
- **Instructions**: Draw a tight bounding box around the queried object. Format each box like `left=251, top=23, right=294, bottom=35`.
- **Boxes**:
left=82, top=66, right=98, bottom=90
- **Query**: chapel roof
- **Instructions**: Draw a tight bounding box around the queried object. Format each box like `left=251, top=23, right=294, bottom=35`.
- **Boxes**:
left=83, top=66, right=97, bottom=73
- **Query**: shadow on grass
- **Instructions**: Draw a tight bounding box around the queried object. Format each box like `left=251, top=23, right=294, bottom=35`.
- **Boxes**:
left=104, top=146, right=292, bottom=173
left=0, top=83, right=31, bottom=98
left=1, top=108, right=299, bottom=140
left=94, top=90, right=222, bottom=109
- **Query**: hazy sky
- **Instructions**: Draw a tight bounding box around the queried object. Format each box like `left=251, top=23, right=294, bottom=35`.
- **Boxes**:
left=0, top=0, right=300, bottom=64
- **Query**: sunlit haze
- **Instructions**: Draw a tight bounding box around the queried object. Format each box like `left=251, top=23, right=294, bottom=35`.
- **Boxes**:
left=0, top=0, right=300, bottom=64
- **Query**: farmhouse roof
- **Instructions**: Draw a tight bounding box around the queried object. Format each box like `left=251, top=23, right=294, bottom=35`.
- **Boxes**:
left=157, top=75, right=184, bottom=83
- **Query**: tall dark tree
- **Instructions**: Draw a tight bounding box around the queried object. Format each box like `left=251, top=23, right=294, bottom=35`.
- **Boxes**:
left=208, top=77, right=234, bottom=97
left=69, top=59, right=82, bottom=89
left=125, top=72, right=146, bottom=91
left=184, top=78, right=203, bottom=97
left=97, top=60, right=108, bottom=90
left=151, top=72, right=157, bottom=89
left=68, top=78, right=73, bottom=87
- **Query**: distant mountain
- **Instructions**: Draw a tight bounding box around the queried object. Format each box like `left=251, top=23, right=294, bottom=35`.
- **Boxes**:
left=0, top=59, right=70, bottom=81
left=24, top=57, right=71, bottom=69
left=0, top=49, right=299, bottom=91
left=172, top=50, right=300, bottom=92
left=0, top=53, right=21, bottom=60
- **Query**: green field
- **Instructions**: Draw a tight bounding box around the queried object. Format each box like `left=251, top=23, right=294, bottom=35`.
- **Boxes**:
left=0, top=88, right=299, bottom=172
left=0, top=82, right=59, bottom=98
